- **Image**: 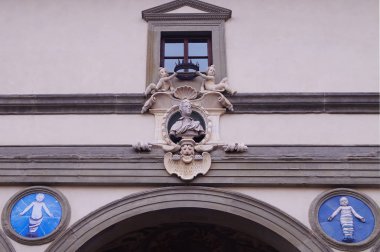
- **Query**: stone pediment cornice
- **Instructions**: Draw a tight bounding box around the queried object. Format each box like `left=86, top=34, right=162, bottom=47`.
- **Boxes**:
left=142, top=0, right=232, bottom=21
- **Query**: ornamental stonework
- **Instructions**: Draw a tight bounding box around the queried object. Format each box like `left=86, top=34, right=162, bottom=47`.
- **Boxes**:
left=141, top=65, right=245, bottom=180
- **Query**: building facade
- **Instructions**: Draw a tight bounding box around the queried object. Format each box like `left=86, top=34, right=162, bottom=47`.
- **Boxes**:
left=0, top=0, right=379, bottom=251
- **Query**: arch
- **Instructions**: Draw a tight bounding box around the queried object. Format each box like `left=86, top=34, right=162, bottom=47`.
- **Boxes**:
left=47, top=186, right=331, bottom=252
left=0, top=230, right=15, bottom=252
left=372, top=240, right=380, bottom=252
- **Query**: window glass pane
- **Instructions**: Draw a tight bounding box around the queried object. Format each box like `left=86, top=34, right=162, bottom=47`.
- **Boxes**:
left=190, top=58, right=209, bottom=72
left=164, top=58, right=184, bottom=72
left=164, top=42, right=184, bottom=57
left=188, top=42, right=208, bottom=56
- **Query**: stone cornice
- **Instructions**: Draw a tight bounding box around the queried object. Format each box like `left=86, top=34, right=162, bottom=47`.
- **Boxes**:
left=0, top=93, right=378, bottom=115
left=229, top=93, right=380, bottom=114
left=142, top=0, right=232, bottom=21
left=0, top=145, right=378, bottom=186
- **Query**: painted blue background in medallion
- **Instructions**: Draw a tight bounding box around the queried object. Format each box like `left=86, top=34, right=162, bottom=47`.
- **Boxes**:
left=318, top=195, right=375, bottom=243
left=10, top=193, right=62, bottom=238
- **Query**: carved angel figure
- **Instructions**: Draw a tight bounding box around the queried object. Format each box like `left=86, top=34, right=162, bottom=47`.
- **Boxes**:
left=197, top=65, right=236, bottom=95
left=144, top=67, right=177, bottom=96
left=328, top=197, right=365, bottom=243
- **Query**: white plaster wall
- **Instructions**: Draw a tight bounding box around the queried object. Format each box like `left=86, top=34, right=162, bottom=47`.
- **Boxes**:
left=0, top=114, right=378, bottom=145
left=0, top=0, right=378, bottom=94
left=0, top=115, right=155, bottom=145
left=0, top=0, right=161, bottom=94
left=222, top=0, right=379, bottom=92
left=220, top=114, right=380, bottom=145
left=0, top=186, right=378, bottom=251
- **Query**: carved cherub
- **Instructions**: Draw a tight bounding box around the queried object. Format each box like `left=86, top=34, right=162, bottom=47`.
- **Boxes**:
left=144, top=67, right=177, bottom=96
left=196, top=65, right=236, bottom=95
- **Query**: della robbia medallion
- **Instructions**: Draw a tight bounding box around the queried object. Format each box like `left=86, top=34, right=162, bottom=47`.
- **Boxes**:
left=310, top=188, right=380, bottom=251
left=2, top=186, right=70, bottom=245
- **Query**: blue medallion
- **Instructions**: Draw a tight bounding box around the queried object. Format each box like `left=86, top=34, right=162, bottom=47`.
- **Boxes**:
left=10, top=193, right=62, bottom=239
left=318, top=195, right=375, bottom=243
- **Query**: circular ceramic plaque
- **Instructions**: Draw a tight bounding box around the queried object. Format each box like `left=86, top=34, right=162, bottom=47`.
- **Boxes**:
left=310, top=188, right=380, bottom=251
left=2, top=187, right=70, bottom=245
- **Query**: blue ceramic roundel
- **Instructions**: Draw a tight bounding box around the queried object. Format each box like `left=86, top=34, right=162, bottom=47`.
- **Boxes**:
left=318, top=195, right=375, bottom=243
left=10, top=193, right=62, bottom=238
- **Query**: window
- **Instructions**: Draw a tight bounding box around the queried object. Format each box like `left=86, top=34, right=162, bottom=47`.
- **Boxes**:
left=161, top=32, right=212, bottom=73
left=142, top=0, right=231, bottom=84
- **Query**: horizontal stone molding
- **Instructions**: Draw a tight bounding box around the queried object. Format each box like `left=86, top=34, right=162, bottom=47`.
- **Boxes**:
left=0, top=145, right=378, bottom=186
left=0, top=93, right=378, bottom=115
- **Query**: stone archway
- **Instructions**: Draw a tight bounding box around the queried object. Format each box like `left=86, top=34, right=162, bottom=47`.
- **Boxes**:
left=0, top=230, right=15, bottom=252
left=47, top=187, right=331, bottom=252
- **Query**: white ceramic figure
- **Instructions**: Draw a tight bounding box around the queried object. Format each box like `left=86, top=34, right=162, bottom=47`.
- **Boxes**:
left=19, top=193, right=53, bottom=234
left=197, top=65, right=236, bottom=95
left=328, top=197, right=365, bottom=243
left=145, top=67, right=177, bottom=96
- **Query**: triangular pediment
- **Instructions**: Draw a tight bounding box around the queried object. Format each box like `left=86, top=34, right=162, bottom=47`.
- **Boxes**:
left=166, top=6, right=208, bottom=14
left=142, top=0, right=231, bottom=21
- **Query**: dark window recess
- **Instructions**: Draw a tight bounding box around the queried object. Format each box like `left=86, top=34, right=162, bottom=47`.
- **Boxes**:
left=161, top=32, right=212, bottom=73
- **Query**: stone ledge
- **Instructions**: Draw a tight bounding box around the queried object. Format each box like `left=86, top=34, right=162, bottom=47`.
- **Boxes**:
left=0, top=145, right=378, bottom=186
left=0, top=93, right=378, bottom=115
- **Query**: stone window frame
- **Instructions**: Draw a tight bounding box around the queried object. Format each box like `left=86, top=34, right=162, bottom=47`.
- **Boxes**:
left=309, top=188, right=380, bottom=251
left=1, top=186, right=71, bottom=246
left=142, top=0, right=232, bottom=85
left=145, top=20, right=228, bottom=85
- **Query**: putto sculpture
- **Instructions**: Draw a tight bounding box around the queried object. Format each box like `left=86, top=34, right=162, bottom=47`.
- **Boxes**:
left=197, top=65, right=236, bottom=95
left=328, top=197, right=366, bottom=243
left=144, top=67, right=177, bottom=96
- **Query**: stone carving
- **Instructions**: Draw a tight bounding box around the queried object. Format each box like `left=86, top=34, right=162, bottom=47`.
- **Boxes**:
left=132, top=142, right=152, bottom=152
left=224, top=143, right=248, bottom=153
left=141, top=70, right=238, bottom=180
left=160, top=94, right=213, bottom=147
left=169, top=99, right=205, bottom=139
left=197, top=65, right=236, bottom=95
left=173, top=85, right=198, bottom=100
left=328, top=197, right=366, bottom=243
left=218, top=95, right=234, bottom=111
left=163, top=99, right=213, bottom=180
left=164, top=144, right=212, bottom=180
left=144, top=67, right=177, bottom=96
